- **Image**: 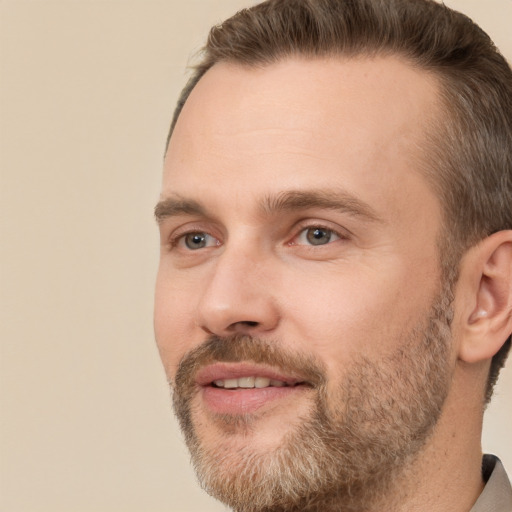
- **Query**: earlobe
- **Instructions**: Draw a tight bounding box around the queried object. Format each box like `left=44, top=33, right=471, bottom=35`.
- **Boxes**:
left=458, top=230, right=512, bottom=364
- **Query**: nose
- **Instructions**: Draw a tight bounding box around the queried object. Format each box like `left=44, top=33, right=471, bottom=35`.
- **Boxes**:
left=195, top=244, right=280, bottom=337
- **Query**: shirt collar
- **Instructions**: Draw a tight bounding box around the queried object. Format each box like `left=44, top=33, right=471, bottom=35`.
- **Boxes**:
left=470, top=455, right=512, bottom=512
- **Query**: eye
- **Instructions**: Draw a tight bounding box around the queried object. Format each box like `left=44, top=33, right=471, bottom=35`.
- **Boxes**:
left=178, top=232, right=218, bottom=250
left=296, top=226, right=341, bottom=246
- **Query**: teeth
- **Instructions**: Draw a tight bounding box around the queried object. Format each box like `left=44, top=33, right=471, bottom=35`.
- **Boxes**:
left=223, top=379, right=238, bottom=389
left=238, top=377, right=255, bottom=388
left=213, top=377, right=289, bottom=389
left=255, top=377, right=271, bottom=388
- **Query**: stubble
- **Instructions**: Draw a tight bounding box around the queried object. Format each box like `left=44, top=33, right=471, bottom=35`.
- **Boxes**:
left=171, top=291, right=453, bottom=512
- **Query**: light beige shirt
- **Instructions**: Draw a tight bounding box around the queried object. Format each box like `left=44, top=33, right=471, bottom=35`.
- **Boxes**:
left=471, top=455, right=512, bottom=512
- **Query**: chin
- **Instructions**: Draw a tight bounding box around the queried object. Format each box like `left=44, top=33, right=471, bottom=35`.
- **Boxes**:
left=192, top=388, right=316, bottom=452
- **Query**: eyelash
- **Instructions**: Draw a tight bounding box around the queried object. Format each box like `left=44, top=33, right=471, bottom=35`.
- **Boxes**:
left=167, top=221, right=348, bottom=252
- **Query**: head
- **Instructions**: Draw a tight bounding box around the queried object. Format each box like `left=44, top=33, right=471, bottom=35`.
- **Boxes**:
left=155, top=1, right=512, bottom=510
left=166, top=0, right=512, bottom=402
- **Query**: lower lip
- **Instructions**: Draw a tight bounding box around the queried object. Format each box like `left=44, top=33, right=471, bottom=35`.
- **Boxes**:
left=201, top=385, right=306, bottom=415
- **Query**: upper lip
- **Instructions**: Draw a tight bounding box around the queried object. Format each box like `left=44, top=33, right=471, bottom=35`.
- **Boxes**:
left=195, top=362, right=306, bottom=387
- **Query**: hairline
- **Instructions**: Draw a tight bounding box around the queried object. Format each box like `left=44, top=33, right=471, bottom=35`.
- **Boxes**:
left=166, top=49, right=436, bottom=152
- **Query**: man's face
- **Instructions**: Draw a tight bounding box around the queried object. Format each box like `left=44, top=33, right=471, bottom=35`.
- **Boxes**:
left=155, top=57, right=455, bottom=510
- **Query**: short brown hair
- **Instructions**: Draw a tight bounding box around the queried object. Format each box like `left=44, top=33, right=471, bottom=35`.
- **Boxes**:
left=167, top=0, right=512, bottom=402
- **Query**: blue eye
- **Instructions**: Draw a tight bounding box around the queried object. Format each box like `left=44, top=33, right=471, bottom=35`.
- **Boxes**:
left=298, top=227, right=340, bottom=246
left=182, top=232, right=216, bottom=250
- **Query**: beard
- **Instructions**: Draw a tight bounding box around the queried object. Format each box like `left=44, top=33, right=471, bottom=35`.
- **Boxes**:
left=171, top=290, right=454, bottom=512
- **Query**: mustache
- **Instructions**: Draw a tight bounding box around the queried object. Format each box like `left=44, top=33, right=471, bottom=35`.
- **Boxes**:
left=174, top=334, right=327, bottom=392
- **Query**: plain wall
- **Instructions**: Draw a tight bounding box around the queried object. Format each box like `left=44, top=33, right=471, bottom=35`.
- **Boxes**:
left=1, top=1, right=510, bottom=511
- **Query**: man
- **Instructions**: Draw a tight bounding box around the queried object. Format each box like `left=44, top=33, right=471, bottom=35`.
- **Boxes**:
left=154, top=0, right=512, bottom=510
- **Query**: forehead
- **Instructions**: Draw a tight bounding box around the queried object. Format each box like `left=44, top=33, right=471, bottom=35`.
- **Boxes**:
left=169, top=56, right=440, bottom=145
left=163, top=56, right=441, bottom=222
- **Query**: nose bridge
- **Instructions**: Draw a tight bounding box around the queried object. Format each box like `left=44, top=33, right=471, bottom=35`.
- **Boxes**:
left=196, top=237, right=279, bottom=335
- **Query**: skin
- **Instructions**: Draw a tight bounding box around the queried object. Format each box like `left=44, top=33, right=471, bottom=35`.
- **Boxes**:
left=154, top=57, right=508, bottom=511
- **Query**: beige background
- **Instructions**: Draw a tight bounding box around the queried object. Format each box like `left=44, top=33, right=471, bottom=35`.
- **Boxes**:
left=1, top=1, right=510, bottom=511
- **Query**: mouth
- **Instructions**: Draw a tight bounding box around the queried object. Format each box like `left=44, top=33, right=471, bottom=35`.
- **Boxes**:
left=195, top=363, right=312, bottom=415
left=212, top=376, right=301, bottom=389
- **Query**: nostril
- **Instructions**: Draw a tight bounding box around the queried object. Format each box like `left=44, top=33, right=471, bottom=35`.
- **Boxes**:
left=241, top=321, right=258, bottom=327
left=229, top=321, right=259, bottom=329
left=224, top=320, right=261, bottom=334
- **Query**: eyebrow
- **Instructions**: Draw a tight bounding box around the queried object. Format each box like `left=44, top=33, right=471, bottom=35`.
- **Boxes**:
left=260, top=189, right=383, bottom=223
left=154, top=189, right=382, bottom=224
left=154, top=196, right=206, bottom=223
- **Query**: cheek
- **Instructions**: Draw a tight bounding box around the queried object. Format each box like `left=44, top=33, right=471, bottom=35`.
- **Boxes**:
left=154, top=267, right=198, bottom=378
left=279, top=257, right=438, bottom=368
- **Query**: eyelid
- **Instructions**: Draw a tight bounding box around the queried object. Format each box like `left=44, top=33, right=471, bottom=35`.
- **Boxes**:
left=162, top=219, right=350, bottom=250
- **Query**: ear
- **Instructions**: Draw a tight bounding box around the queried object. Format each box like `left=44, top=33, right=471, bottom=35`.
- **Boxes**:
left=457, top=230, right=512, bottom=364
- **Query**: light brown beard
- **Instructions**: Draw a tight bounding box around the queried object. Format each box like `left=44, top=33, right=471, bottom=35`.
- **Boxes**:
left=171, top=291, right=454, bottom=512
